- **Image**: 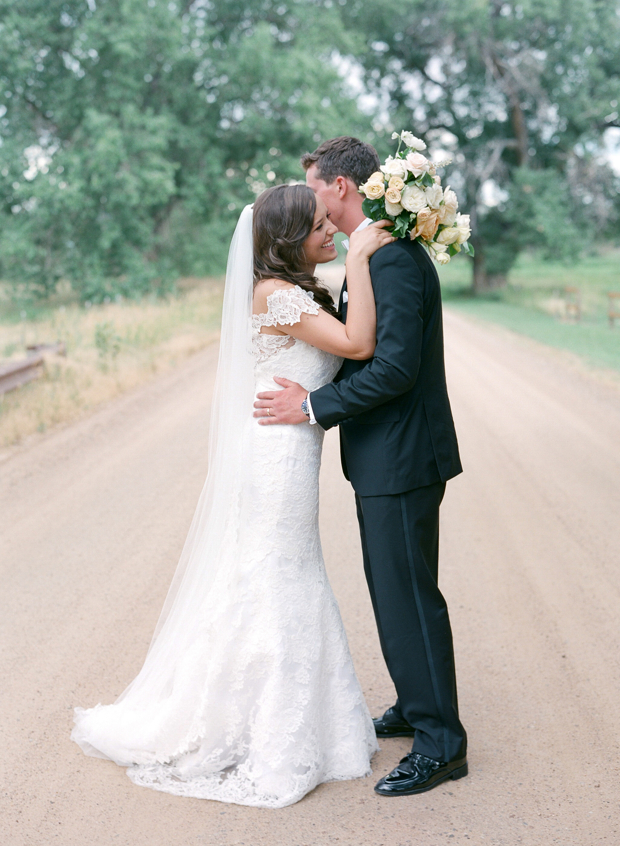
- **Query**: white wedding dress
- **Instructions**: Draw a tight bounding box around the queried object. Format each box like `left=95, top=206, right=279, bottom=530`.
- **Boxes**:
left=72, top=282, right=378, bottom=808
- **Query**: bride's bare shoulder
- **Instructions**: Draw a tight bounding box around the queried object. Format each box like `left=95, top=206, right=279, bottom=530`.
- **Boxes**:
left=252, top=278, right=295, bottom=313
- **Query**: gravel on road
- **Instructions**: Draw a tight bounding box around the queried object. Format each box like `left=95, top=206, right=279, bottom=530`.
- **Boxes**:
left=1, top=310, right=619, bottom=846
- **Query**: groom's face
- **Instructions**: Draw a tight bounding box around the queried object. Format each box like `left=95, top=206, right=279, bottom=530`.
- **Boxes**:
left=305, top=165, right=346, bottom=231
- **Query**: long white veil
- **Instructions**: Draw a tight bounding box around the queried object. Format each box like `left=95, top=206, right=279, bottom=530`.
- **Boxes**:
left=116, top=204, right=255, bottom=708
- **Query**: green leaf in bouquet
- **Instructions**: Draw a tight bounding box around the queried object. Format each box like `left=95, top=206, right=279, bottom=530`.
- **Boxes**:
left=462, top=242, right=475, bottom=257
left=420, top=172, right=434, bottom=188
left=361, top=197, right=386, bottom=221
left=392, top=212, right=410, bottom=239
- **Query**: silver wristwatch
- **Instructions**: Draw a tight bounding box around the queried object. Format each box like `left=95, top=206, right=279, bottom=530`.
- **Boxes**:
left=301, top=396, right=310, bottom=419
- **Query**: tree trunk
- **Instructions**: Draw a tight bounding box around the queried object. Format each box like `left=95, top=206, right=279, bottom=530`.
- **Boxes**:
left=472, top=248, right=507, bottom=294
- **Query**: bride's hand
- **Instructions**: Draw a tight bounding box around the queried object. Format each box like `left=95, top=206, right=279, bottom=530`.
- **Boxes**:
left=348, top=220, right=396, bottom=261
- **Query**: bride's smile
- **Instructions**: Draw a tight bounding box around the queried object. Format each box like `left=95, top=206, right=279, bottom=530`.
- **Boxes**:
left=302, top=197, right=338, bottom=267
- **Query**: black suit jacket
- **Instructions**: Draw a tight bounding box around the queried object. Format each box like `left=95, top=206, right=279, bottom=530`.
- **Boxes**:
left=310, top=238, right=462, bottom=497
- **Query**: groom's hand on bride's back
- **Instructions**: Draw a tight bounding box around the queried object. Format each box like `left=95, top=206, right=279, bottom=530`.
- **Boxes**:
left=254, top=377, right=308, bottom=425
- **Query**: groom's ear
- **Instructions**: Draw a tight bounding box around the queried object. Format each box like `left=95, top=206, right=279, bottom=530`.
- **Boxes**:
left=336, top=175, right=359, bottom=199
left=335, top=175, right=348, bottom=197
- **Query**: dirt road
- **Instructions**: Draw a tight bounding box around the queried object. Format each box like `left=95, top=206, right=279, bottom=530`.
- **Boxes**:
left=1, top=310, right=619, bottom=845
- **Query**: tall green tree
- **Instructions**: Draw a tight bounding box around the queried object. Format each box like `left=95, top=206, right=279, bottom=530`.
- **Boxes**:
left=0, top=0, right=365, bottom=301
left=342, top=0, right=620, bottom=290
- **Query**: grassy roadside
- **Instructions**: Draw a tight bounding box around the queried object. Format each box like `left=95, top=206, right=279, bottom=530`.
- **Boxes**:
left=0, top=279, right=223, bottom=449
left=438, top=247, right=620, bottom=374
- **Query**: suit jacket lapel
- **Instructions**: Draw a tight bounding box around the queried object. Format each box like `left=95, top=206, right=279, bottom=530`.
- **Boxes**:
left=339, top=277, right=348, bottom=322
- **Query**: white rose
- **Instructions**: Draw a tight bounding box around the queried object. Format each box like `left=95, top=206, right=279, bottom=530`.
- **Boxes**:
left=401, top=184, right=428, bottom=214
left=401, top=131, right=427, bottom=151
left=428, top=242, right=451, bottom=264
left=454, top=212, right=471, bottom=244
left=405, top=152, right=431, bottom=177
left=439, top=186, right=458, bottom=226
left=435, top=226, right=461, bottom=246
left=385, top=198, right=404, bottom=216
left=425, top=183, right=444, bottom=210
left=380, top=156, right=408, bottom=179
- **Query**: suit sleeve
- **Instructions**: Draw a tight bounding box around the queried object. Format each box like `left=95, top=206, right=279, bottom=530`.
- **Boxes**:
left=310, top=245, right=423, bottom=430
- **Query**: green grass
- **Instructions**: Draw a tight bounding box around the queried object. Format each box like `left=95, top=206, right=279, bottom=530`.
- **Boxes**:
left=438, top=247, right=620, bottom=373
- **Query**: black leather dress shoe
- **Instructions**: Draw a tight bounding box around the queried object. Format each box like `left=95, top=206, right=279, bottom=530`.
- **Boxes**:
left=372, top=707, right=416, bottom=738
left=374, top=752, right=468, bottom=796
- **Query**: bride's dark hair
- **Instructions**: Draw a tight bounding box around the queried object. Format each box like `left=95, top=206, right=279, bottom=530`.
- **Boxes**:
left=253, top=184, right=337, bottom=315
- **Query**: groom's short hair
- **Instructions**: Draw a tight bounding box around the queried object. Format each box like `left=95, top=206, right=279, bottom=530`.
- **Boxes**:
left=301, top=136, right=380, bottom=188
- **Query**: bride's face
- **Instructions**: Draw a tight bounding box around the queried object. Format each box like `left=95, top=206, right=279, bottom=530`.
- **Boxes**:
left=302, top=197, right=338, bottom=267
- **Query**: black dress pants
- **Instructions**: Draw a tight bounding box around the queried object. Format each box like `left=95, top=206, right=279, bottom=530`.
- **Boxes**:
left=355, top=481, right=466, bottom=763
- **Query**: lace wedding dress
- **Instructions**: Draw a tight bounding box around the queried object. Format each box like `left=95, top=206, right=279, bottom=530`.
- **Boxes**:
left=72, top=283, right=378, bottom=808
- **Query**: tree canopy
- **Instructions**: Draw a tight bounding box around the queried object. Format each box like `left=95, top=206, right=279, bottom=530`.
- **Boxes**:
left=342, top=0, right=620, bottom=289
left=0, top=0, right=367, bottom=300
left=1, top=0, right=618, bottom=300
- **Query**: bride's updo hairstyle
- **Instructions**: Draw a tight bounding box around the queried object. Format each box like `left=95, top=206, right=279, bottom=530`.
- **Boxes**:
left=253, top=184, right=337, bottom=315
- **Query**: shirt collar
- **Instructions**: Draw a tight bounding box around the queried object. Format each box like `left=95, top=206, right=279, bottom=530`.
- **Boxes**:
left=341, top=218, right=372, bottom=251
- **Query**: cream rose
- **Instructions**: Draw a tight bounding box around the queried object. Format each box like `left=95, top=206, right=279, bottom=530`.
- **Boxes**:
left=362, top=180, right=385, bottom=200
left=367, top=171, right=385, bottom=184
left=400, top=184, right=428, bottom=214
left=428, top=242, right=451, bottom=264
left=424, top=183, right=444, bottom=210
left=410, top=207, right=440, bottom=241
left=388, top=176, right=405, bottom=192
left=385, top=198, right=404, bottom=216
left=405, top=152, right=431, bottom=177
left=435, top=225, right=461, bottom=246
left=385, top=186, right=402, bottom=205
left=454, top=213, right=471, bottom=244
left=380, top=156, right=408, bottom=179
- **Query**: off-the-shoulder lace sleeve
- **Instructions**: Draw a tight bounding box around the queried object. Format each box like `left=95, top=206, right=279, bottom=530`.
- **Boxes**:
left=254, top=285, right=320, bottom=330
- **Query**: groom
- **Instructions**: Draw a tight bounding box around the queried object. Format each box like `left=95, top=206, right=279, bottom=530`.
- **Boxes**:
left=254, top=136, right=467, bottom=795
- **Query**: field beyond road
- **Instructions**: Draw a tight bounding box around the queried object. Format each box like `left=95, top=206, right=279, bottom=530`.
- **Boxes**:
left=1, top=309, right=619, bottom=845
left=439, top=247, right=620, bottom=374
left=0, top=280, right=223, bottom=450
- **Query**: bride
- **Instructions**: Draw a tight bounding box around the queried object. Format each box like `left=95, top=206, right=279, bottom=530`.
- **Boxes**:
left=71, top=184, right=394, bottom=808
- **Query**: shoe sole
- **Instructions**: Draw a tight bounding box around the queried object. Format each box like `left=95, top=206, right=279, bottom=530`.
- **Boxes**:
left=374, top=762, right=468, bottom=796
left=374, top=730, right=416, bottom=738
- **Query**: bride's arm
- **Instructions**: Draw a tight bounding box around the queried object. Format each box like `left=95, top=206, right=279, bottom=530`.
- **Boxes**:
left=284, top=221, right=394, bottom=360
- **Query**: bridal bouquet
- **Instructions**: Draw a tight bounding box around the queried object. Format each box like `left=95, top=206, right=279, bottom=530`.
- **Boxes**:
left=359, top=131, right=474, bottom=265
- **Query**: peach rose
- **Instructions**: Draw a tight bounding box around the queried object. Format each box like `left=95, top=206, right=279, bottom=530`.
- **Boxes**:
left=385, top=186, right=402, bottom=205
left=410, top=207, right=440, bottom=241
